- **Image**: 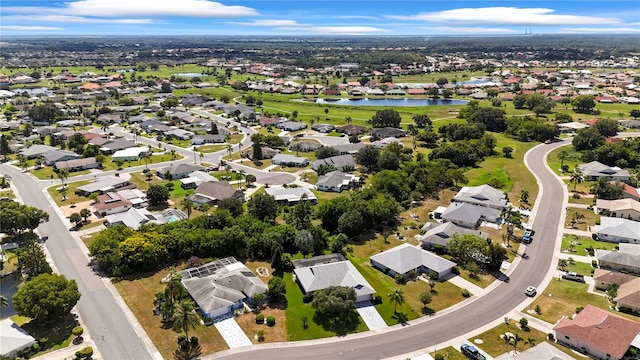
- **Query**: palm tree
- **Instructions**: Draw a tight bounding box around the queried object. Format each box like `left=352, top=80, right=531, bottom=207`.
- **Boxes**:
left=17, top=154, right=28, bottom=171
left=170, top=149, right=177, bottom=160
left=511, top=333, right=523, bottom=353
left=57, top=168, right=69, bottom=186
left=237, top=170, right=246, bottom=190
left=180, top=198, right=194, bottom=219
left=502, top=207, right=522, bottom=241
left=0, top=175, right=11, bottom=189
left=558, top=148, right=569, bottom=173
left=153, top=292, right=174, bottom=323
left=199, top=152, right=204, bottom=164
left=172, top=299, right=200, bottom=340
left=200, top=203, right=210, bottom=215
left=520, top=190, right=529, bottom=204
left=558, top=258, right=568, bottom=271
left=570, top=168, right=584, bottom=191
left=59, top=186, right=68, bottom=200
left=0, top=295, right=8, bottom=308
left=387, top=289, right=405, bottom=314
left=525, top=337, right=536, bottom=348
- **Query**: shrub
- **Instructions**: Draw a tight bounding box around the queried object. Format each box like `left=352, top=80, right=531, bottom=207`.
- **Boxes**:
left=372, top=294, right=383, bottom=305
left=535, top=305, right=542, bottom=315
left=266, top=315, right=276, bottom=326
left=519, top=317, right=529, bottom=329
left=585, top=246, right=595, bottom=256
left=302, top=293, right=313, bottom=303
left=165, top=182, right=175, bottom=189
left=548, top=333, right=555, bottom=341
left=256, top=329, right=265, bottom=341
left=394, top=273, right=406, bottom=284
left=451, top=266, right=460, bottom=275
left=576, top=306, right=584, bottom=314
left=38, top=337, right=48, bottom=344
left=461, top=289, right=471, bottom=298
left=255, top=314, right=264, bottom=324
left=434, top=353, right=445, bottom=360
left=72, top=326, right=84, bottom=337
left=75, top=346, right=93, bottom=359
left=407, top=270, right=417, bottom=280
left=301, top=316, right=308, bottom=329
left=592, top=260, right=598, bottom=268
left=572, top=192, right=581, bottom=199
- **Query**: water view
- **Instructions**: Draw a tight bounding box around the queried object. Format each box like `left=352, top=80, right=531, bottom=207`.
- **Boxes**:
left=315, top=98, right=468, bottom=107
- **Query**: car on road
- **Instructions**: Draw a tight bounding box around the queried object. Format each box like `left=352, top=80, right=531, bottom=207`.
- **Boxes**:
left=525, top=286, right=537, bottom=297
left=522, top=229, right=534, bottom=244
left=460, top=344, right=486, bottom=360
left=561, top=271, right=585, bottom=283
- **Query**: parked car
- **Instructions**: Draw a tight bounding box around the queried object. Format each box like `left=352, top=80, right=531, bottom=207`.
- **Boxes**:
left=461, top=344, right=486, bottom=360
left=522, top=229, right=534, bottom=244
left=561, top=272, right=585, bottom=283
left=525, top=286, right=537, bottom=297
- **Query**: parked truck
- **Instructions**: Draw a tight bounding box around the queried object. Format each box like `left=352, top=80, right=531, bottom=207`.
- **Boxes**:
left=461, top=343, right=486, bottom=360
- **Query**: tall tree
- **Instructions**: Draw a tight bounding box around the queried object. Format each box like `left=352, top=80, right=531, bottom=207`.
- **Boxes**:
left=570, top=168, right=584, bottom=191
left=180, top=198, right=194, bottom=219
left=369, top=109, right=402, bottom=128
left=247, top=193, right=279, bottom=223
left=13, top=273, right=80, bottom=324
left=387, top=289, right=405, bottom=314
left=171, top=300, right=200, bottom=340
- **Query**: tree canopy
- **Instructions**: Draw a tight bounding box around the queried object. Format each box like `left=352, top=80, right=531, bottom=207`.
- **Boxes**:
left=13, top=273, right=80, bottom=323
left=369, top=109, right=401, bottom=128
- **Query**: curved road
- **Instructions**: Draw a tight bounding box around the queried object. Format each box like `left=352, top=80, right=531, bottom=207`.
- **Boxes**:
left=212, top=139, right=570, bottom=360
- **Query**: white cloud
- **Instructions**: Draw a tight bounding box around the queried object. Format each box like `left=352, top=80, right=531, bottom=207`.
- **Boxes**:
left=1, top=15, right=153, bottom=24
left=420, top=26, right=516, bottom=34
left=233, top=20, right=302, bottom=27
left=335, top=15, right=378, bottom=20
left=387, top=7, right=620, bottom=26
left=1, top=25, right=63, bottom=31
left=560, top=27, right=640, bottom=33
left=4, top=0, right=257, bottom=18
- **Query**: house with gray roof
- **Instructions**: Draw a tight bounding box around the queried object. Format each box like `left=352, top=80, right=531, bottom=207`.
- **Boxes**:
left=180, top=257, right=267, bottom=320
left=55, top=157, right=100, bottom=172
left=371, top=127, right=406, bottom=139
left=76, top=175, right=132, bottom=196
left=312, top=154, right=356, bottom=171
left=370, top=243, right=456, bottom=278
left=293, top=258, right=374, bottom=302
left=19, top=144, right=57, bottom=159
left=441, top=202, right=502, bottom=229
left=311, top=124, right=335, bottom=133
left=578, top=161, right=630, bottom=181
left=494, top=341, right=571, bottom=360
left=276, top=121, right=307, bottom=131
left=99, top=139, right=137, bottom=154
left=191, top=134, right=226, bottom=145
left=418, top=222, right=488, bottom=250
left=453, top=184, right=508, bottom=210
left=157, top=163, right=205, bottom=180
left=290, top=141, right=322, bottom=153
left=41, top=149, right=80, bottom=165
left=272, top=154, right=308, bottom=167
left=594, top=217, right=640, bottom=244
left=264, top=186, right=317, bottom=205
left=331, top=143, right=367, bottom=155
left=179, top=170, right=218, bottom=189
left=316, top=171, right=360, bottom=192
left=0, top=319, right=37, bottom=359
left=188, top=180, right=243, bottom=205
left=105, top=207, right=164, bottom=229
left=165, top=128, right=195, bottom=140
left=597, top=243, right=640, bottom=274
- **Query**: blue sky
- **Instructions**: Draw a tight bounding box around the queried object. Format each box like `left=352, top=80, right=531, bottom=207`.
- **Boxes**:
left=1, top=0, right=639, bottom=36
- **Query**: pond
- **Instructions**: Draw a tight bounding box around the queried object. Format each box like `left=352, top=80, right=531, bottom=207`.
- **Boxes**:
left=314, top=98, right=468, bottom=107
left=173, top=73, right=205, bottom=77
left=0, top=274, right=19, bottom=319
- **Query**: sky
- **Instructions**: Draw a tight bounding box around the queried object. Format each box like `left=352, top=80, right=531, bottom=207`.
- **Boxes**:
left=1, top=0, right=639, bottom=36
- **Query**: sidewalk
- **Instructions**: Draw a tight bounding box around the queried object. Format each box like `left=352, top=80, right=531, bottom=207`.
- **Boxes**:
left=562, top=228, right=592, bottom=237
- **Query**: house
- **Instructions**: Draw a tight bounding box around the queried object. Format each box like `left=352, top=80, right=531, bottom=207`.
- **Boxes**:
left=191, top=134, right=226, bottom=145
left=290, top=141, right=322, bottom=153
left=371, top=137, right=401, bottom=149
left=259, top=116, right=286, bottom=127
left=593, top=217, right=640, bottom=243
left=180, top=257, right=267, bottom=320
left=105, top=207, right=164, bottom=230
left=493, top=341, right=571, bottom=360
left=371, top=127, right=406, bottom=139
left=316, top=171, right=360, bottom=192
left=597, top=243, right=640, bottom=274
left=114, top=189, right=147, bottom=208
left=370, top=243, right=456, bottom=278
left=41, top=149, right=80, bottom=165
left=272, top=154, right=308, bottom=167
left=56, top=119, right=81, bottom=127
left=578, top=161, right=630, bottom=181
left=441, top=202, right=502, bottom=229
left=614, top=277, right=640, bottom=312
left=264, top=186, right=317, bottom=205
left=453, top=184, right=508, bottom=210
left=553, top=304, right=640, bottom=360
left=331, top=143, right=366, bottom=155
left=595, top=198, right=640, bottom=221
left=418, top=222, right=489, bottom=250
left=593, top=268, right=636, bottom=291
left=187, top=181, right=243, bottom=205
left=179, top=170, right=218, bottom=189
left=93, top=192, right=133, bottom=216
left=55, top=157, right=100, bottom=172
left=19, top=144, right=58, bottom=159
left=165, top=128, right=195, bottom=140
left=0, top=319, right=37, bottom=358
left=557, top=122, right=590, bottom=134
left=293, top=257, right=375, bottom=302
left=312, top=155, right=356, bottom=171
left=244, top=146, right=280, bottom=160
left=276, top=121, right=307, bottom=131
left=336, top=124, right=368, bottom=136
left=619, top=119, right=640, bottom=129
left=618, top=182, right=640, bottom=202
left=76, top=176, right=132, bottom=196
left=311, top=124, right=335, bottom=133
left=157, top=163, right=205, bottom=180
left=112, top=147, right=149, bottom=162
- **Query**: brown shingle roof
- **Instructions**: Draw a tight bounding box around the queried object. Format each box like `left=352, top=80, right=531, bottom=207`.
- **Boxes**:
left=553, top=304, right=640, bottom=359
left=193, top=181, right=241, bottom=201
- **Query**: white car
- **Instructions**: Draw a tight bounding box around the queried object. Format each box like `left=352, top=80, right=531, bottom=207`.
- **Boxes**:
left=525, top=286, right=537, bottom=297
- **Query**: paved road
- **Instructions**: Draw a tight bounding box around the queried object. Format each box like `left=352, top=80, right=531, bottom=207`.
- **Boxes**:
left=210, top=140, right=571, bottom=360
left=4, top=164, right=156, bottom=360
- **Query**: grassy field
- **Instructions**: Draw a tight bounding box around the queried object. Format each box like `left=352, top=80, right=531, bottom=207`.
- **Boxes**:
left=47, top=180, right=92, bottom=206
left=562, top=261, right=595, bottom=277
left=561, top=234, right=617, bottom=254
left=112, top=267, right=228, bottom=359
left=547, top=145, right=583, bottom=176
left=430, top=346, right=468, bottom=360
left=564, top=208, right=598, bottom=231
left=567, top=194, right=595, bottom=205
left=470, top=319, right=549, bottom=357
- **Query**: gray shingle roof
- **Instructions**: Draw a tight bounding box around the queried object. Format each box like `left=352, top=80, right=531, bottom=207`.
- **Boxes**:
left=418, top=222, right=488, bottom=247
left=370, top=243, right=456, bottom=275
left=454, top=184, right=507, bottom=209
left=579, top=161, right=630, bottom=179
left=594, top=217, right=640, bottom=241
left=294, top=260, right=374, bottom=299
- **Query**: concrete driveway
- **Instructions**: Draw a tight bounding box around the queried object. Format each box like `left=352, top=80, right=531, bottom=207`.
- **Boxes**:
left=214, top=318, right=252, bottom=348
left=356, top=301, right=387, bottom=330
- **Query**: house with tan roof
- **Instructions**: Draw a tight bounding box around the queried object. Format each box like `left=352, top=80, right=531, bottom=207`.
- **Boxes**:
left=595, top=198, right=640, bottom=221
left=614, top=277, right=640, bottom=313
left=553, top=304, right=640, bottom=360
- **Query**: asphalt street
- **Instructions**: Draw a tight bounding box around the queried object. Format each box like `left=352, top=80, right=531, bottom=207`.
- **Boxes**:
left=209, top=139, right=571, bottom=360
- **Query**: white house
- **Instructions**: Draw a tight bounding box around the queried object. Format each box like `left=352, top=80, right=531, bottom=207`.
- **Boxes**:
left=316, top=171, right=360, bottom=192
left=593, top=217, right=640, bottom=243
left=370, top=243, right=456, bottom=278
left=595, top=198, right=640, bottom=221
left=0, top=319, right=36, bottom=358
left=112, top=146, right=149, bottom=162
left=578, top=161, right=630, bottom=181
left=272, top=154, right=308, bottom=167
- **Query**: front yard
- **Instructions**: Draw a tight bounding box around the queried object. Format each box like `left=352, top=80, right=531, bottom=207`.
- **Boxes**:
left=564, top=208, right=598, bottom=231
left=561, top=234, right=617, bottom=255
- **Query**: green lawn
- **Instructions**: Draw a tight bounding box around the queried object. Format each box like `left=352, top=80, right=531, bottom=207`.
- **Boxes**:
left=564, top=208, right=598, bottom=231
left=11, top=314, right=78, bottom=357
left=283, top=272, right=368, bottom=340
left=561, top=234, right=617, bottom=255
left=31, top=166, right=89, bottom=180
left=431, top=346, right=468, bottom=360
left=567, top=194, right=595, bottom=205
left=469, top=319, right=549, bottom=357
left=562, top=261, right=595, bottom=277
left=197, top=144, right=227, bottom=153
left=47, top=180, right=92, bottom=206
left=547, top=146, right=583, bottom=176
